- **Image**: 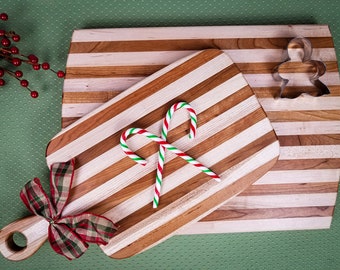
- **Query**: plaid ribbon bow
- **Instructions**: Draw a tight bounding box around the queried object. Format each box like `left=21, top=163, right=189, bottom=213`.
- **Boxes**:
left=20, top=159, right=118, bottom=260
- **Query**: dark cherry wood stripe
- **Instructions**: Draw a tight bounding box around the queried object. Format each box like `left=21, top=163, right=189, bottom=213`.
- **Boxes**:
left=71, top=65, right=244, bottom=169
left=278, top=134, right=340, bottom=146
left=65, top=65, right=165, bottom=79
left=200, top=206, right=334, bottom=221
left=47, top=49, right=223, bottom=155
left=83, top=110, right=272, bottom=213
left=64, top=61, right=338, bottom=79
left=69, top=37, right=334, bottom=53
left=62, top=91, right=120, bottom=103
left=267, top=110, right=340, bottom=122
left=111, top=157, right=278, bottom=259
left=253, top=85, right=340, bottom=98
left=272, top=158, right=340, bottom=170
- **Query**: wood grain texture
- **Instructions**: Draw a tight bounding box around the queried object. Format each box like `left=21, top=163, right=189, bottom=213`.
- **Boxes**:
left=0, top=49, right=280, bottom=260
left=60, top=25, right=340, bottom=237
left=44, top=49, right=280, bottom=259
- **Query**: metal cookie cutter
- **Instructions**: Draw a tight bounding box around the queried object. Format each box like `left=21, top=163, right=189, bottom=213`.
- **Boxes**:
left=273, top=37, right=330, bottom=98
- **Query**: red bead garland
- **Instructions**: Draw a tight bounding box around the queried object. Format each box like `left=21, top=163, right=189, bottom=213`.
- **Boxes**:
left=0, top=12, right=65, bottom=98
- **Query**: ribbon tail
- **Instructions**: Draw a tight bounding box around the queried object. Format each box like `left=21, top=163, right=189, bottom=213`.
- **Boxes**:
left=49, top=223, right=89, bottom=260
left=60, top=213, right=118, bottom=245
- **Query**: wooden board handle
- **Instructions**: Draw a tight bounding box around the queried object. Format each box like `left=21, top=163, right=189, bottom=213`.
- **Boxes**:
left=0, top=215, right=48, bottom=261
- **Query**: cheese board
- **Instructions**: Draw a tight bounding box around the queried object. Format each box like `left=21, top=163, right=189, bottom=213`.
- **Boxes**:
left=0, top=49, right=279, bottom=260
left=62, top=25, right=340, bottom=234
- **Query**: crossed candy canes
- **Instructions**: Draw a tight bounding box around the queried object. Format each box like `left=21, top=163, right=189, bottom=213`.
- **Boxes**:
left=120, top=102, right=221, bottom=209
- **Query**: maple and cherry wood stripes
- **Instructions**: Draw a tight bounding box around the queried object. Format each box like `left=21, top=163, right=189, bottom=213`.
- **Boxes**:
left=43, top=49, right=280, bottom=259
left=60, top=25, right=340, bottom=235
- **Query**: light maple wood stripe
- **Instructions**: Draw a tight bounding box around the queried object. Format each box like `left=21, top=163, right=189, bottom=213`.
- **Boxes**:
left=66, top=48, right=337, bottom=67
left=259, top=96, right=340, bottom=112
left=64, top=61, right=339, bottom=79
left=272, top=121, right=340, bottom=135
left=102, top=145, right=279, bottom=258
left=271, top=158, right=340, bottom=170
left=71, top=25, right=332, bottom=42
left=63, top=77, right=143, bottom=92
left=62, top=71, right=340, bottom=93
left=70, top=97, right=264, bottom=201
left=60, top=69, right=247, bottom=170
left=278, top=135, right=340, bottom=147
left=62, top=103, right=102, bottom=118
left=47, top=49, right=225, bottom=156
left=200, top=206, right=334, bottom=222
left=239, top=182, right=338, bottom=196
left=255, top=169, right=340, bottom=185
left=279, top=145, right=340, bottom=160
left=222, top=193, right=337, bottom=209
left=69, top=37, right=335, bottom=53
left=178, top=217, right=332, bottom=234
left=86, top=128, right=276, bottom=215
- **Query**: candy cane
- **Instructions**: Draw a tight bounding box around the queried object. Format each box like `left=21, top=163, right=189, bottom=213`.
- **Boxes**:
left=154, top=102, right=197, bottom=208
left=120, top=127, right=221, bottom=205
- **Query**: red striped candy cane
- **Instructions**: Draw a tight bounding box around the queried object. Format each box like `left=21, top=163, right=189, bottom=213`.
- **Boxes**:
left=154, top=102, right=197, bottom=208
left=120, top=127, right=221, bottom=206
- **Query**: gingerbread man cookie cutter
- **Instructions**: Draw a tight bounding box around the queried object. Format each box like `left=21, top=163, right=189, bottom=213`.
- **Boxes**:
left=273, top=37, right=330, bottom=98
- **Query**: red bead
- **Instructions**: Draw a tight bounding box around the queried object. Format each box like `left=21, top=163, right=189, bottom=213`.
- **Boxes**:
left=30, top=90, right=39, bottom=98
left=28, top=54, right=38, bottom=64
left=20, top=79, right=29, bottom=87
left=0, top=68, right=4, bottom=77
left=0, top=79, right=5, bottom=86
left=0, top=30, right=5, bottom=36
left=10, top=46, right=19, bottom=54
left=42, top=62, right=50, bottom=70
left=12, top=58, right=21, bottom=66
left=33, top=64, right=40, bottom=70
left=1, top=37, right=10, bottom=47
left=0, top=13, right=8, bottom=21
left=57, top=70, right=65, bottom=78
left=15, top=70, right=23, bottom=77
left=12, top=34, right=20, bottom=42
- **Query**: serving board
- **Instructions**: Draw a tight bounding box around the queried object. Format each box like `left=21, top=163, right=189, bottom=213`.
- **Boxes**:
left=62, top=25, right=340, bottom=234
left=0, top=49, right=279, bottom=260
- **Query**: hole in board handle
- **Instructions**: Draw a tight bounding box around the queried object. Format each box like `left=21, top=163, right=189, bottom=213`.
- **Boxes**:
left=6, top=232, right=27, bottom=252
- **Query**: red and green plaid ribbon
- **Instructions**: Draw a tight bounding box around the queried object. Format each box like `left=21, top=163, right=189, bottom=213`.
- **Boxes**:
left=20, top=159, right=118, bottom=260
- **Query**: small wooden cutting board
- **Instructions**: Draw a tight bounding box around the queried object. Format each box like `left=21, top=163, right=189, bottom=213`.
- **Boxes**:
left=0, top=49, right=279, bottom=260
left=46, top=49, right=279, bottom=258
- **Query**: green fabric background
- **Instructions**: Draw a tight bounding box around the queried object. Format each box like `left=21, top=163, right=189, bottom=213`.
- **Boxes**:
left=0, top=0, right=340, bottom=269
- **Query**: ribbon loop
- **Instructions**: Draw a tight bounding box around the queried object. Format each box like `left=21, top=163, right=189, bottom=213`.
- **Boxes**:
left=20, top=159, right=117, bottom=260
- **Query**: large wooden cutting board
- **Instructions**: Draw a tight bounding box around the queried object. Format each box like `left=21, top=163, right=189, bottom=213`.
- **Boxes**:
left=62, top=25, right=340, bottom=233
left=0, top=49, right=279, bottom=260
